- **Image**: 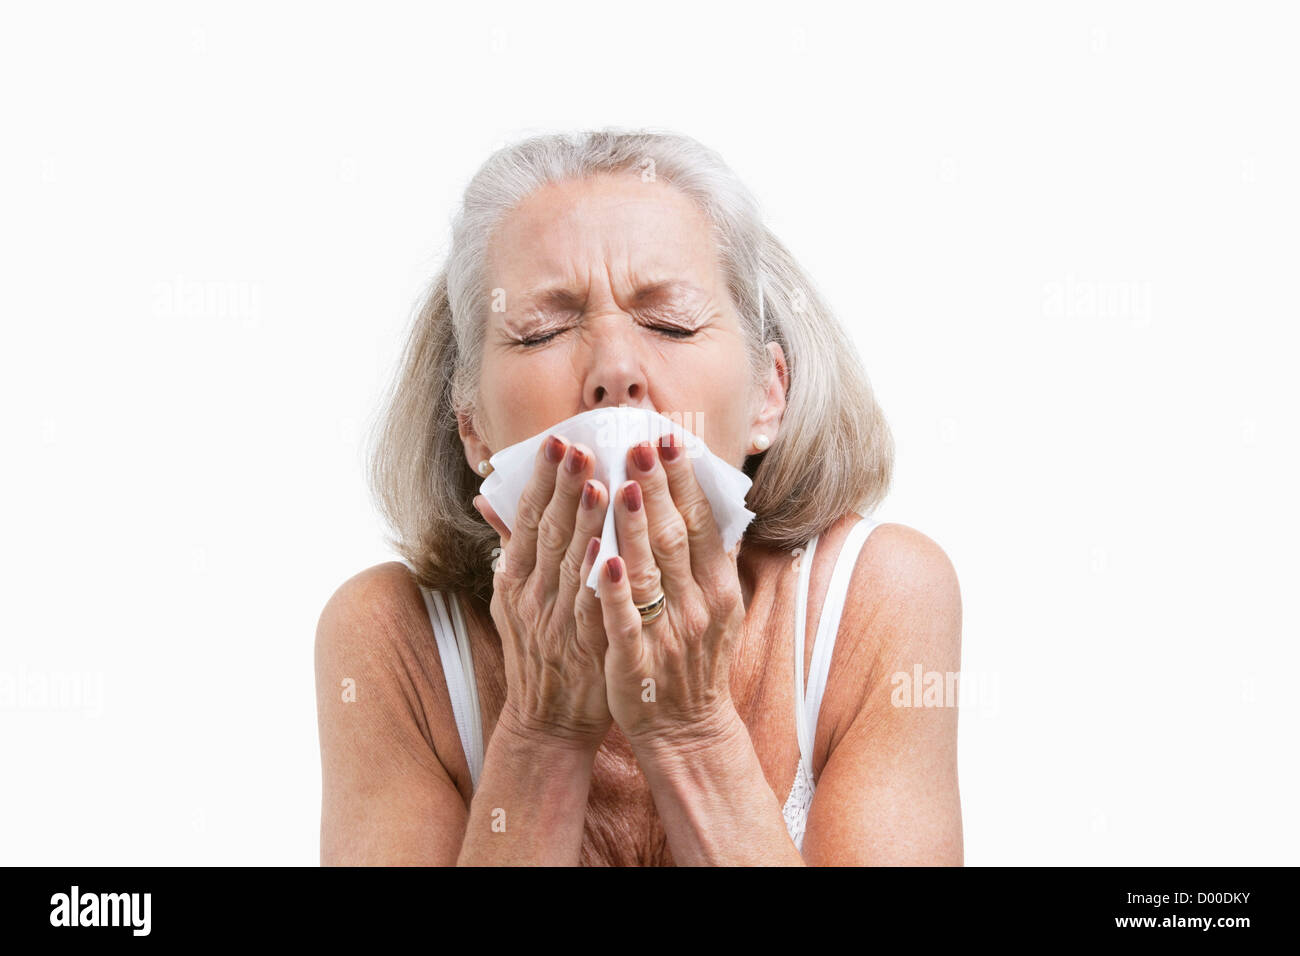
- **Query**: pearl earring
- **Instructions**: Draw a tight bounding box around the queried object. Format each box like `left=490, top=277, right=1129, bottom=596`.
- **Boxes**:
left=753, top=434, right=771, bottom=452
left=477, top=460, right=493, bottom=476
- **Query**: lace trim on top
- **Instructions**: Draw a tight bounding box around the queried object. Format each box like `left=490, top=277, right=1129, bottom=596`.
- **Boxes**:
left=782, top=759, right=816, bottom=851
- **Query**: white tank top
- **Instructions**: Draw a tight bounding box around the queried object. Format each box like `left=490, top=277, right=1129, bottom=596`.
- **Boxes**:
left=415, top=514, right=881, bottom=854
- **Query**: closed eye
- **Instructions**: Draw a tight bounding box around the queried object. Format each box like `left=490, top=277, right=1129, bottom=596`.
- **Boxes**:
left=518, top=329, right=563, bottom=347
left=651, top=325, right=696, bottom=339
left=517, top=324, right=696, bottom=347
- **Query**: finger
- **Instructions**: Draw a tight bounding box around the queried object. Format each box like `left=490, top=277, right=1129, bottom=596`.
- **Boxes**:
left=612, top=478, right=664, bottom=614
left=625, top=439, right=696, bottom=605
left=597, top=555, right=644, bottom=664
left=655, top=431, right=732, bottom=595
left=574, top=533, right=609, bottom=653
left=556, top=477, right=608, bottom=621
left=473, top=494, right=510, bottom=545
left=534, top=440, right=597, bottom=593
left=505, top=433, right=567, bottom=580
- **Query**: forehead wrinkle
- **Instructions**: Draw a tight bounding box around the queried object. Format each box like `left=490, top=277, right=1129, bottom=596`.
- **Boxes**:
left=517, top=285, right=585, bottom=312
left=493, top=185, right=725, bottom=319
left=518, top=269, right=706, bottom=312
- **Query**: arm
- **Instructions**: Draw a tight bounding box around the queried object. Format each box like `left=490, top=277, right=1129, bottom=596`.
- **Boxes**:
left=314, top=564, right=599, bottom=865
left=629, top=704, right=804, bottom=866
left=800, top=524, right=964, bottom=865
left=456, top=711, right=598, bottom=866
left=315, top=565, right=466, bottom=865
left=593, top=434, right=803, bottom=865
left=617, top=523, right=963, bottom=866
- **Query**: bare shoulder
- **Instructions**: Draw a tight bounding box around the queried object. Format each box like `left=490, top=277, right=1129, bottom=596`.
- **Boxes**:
left=316, top=562, right=439, bottom=696
left=314, top=563, right=474, bottom=863
left=314, top=562, right=466, bottom=792
left=853, top=523, right=961, bottom=631
left=823, top=522, right=963, bottom=747
left=316, top=561, right=429, bottom=659
left=805, top=521, right=964, bottom=864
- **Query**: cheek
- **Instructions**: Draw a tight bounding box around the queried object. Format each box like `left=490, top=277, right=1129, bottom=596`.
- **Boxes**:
left=682, top=399, right=750, bottom=466
left=478, top=353, right=575, bottom=446
left=651, top=349, right=755, bottom=461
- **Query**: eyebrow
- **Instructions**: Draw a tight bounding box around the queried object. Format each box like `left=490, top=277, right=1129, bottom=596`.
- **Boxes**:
left=517, top=279, right=702, bottom=312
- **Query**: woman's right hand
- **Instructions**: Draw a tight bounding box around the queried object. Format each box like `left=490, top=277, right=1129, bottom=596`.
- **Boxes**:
left=473, top=433, right=612, bottom=752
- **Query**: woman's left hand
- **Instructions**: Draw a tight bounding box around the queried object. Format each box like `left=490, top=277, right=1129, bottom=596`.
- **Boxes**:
left=596, top=432, right=747, bottom=750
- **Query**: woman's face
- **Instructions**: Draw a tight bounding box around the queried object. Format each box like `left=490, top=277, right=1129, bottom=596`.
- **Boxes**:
left=460, top=173, right=786, bottom=471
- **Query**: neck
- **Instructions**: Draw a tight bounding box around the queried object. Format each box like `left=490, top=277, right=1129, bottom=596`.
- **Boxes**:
left=735, top=539, right=765, bottom=614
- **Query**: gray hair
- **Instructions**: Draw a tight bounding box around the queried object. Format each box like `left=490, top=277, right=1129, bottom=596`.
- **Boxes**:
left=370, top=128, right=892, bottom=604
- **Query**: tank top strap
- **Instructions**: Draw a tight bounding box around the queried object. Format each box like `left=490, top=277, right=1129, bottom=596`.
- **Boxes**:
left=416, top=584, right=484, bottom=791
left=792, top=531, right=820, bottom=776
left=792, top=515, right=882, bottom=777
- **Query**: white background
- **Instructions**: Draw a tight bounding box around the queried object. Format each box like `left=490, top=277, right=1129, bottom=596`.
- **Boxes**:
left=2, top=2, right=1296, bottom=865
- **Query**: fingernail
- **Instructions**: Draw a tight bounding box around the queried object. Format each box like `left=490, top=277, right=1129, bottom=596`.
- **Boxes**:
left=632, top=441, right=655, bottom=472
left=581, top=480, right=598, bottom=509
left=585, top=536, right=600, bottom=564
left=658, top=433, right=681, bottom=462
left=606, top=557, right=623, bottom=583
left=623, top=481, right=642, bottom=512
left=545, top=435, right=565, bottom=463
left=565, top=445, right=587, bottom=475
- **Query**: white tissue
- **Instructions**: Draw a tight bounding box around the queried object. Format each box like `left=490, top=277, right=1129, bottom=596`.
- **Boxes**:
left=478, top=406, right=757, bottom=594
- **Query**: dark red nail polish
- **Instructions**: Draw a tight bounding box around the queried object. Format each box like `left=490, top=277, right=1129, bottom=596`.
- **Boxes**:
left=585, top=536, right=600, bottom=564
left=581, top=480, right=598, bottom=509
left=565, top=445, right=587, bottom=475
left=606, top=557, right=623, bottom=583
left=545, top=435, right=565, bottom=463
left=632, top=441, right=655, bottom=472
left=624, top=481, right=642, bottom=512
left=658, top=433, right=681, bottom=462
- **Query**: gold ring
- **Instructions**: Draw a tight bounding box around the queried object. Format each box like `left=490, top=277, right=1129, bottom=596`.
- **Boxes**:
left=635, top=590, right=666, bottom=625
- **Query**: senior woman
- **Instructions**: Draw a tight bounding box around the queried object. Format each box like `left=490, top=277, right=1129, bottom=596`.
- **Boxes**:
left=315, top=129, right=963, bottom=866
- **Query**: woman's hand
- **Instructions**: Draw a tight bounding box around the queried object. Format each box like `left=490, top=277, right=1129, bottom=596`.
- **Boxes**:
left=473, top=433, right=612, bottom=752
left=596, top=433, right=747, bottom=750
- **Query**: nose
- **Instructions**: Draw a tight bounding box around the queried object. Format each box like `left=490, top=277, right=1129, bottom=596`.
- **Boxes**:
left=580, top=313, right=653, bottom=410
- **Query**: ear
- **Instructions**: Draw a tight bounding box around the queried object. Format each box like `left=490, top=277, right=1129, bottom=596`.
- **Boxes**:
left=457, top=407, right=493, bottom=475
left=747, top=342, right=788, bottom=454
